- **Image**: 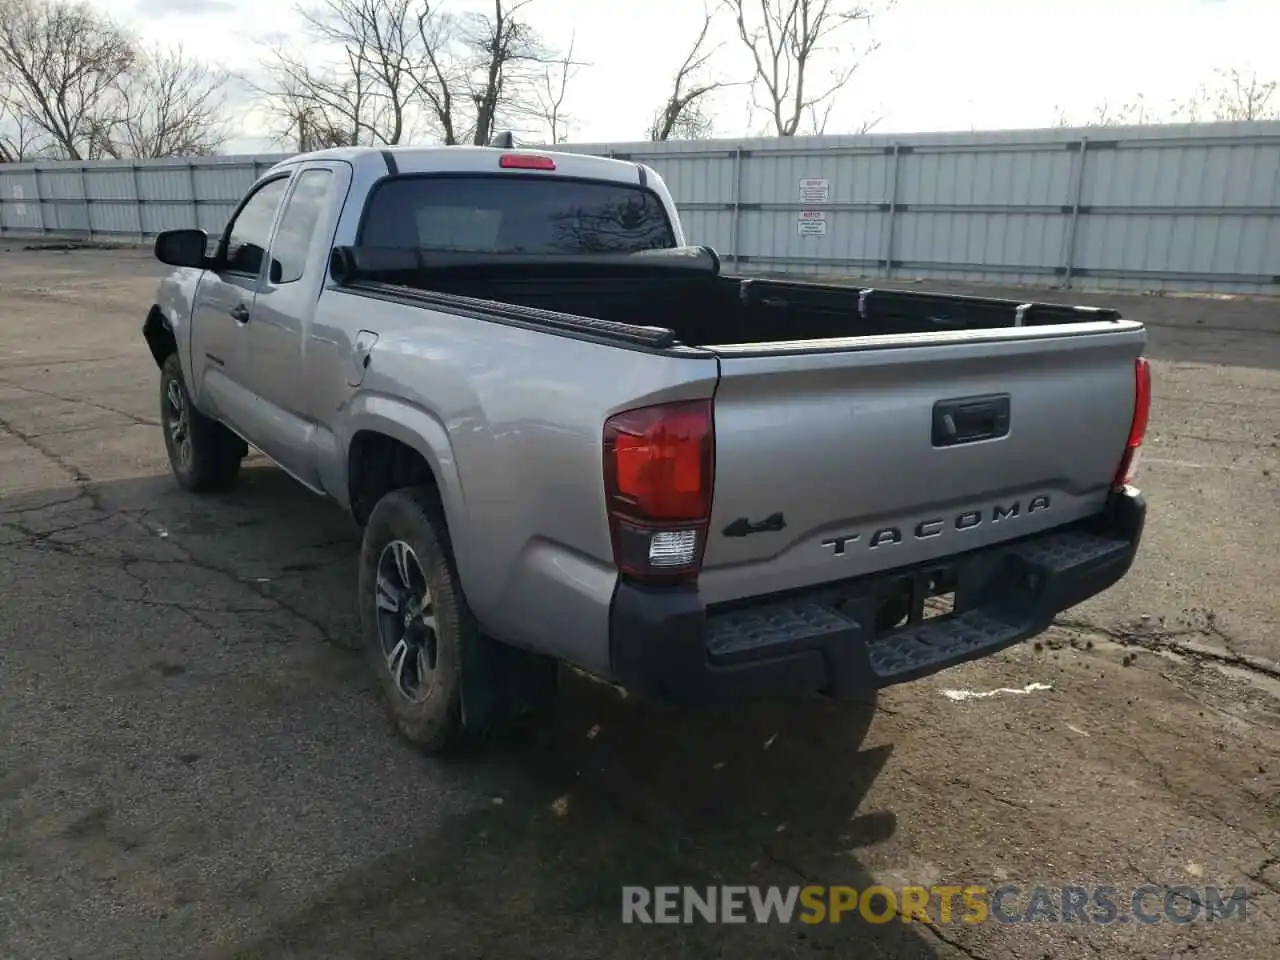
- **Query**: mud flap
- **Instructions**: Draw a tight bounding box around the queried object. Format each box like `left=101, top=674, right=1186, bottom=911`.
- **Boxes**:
left=459, top=632, right=559, bottom=734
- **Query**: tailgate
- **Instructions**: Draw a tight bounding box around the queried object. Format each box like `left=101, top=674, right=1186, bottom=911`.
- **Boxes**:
left=699, top=323, right=1147, bottom=605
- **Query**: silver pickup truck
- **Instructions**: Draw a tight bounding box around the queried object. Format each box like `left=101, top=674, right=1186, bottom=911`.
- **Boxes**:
left=142, top=143, right=1150, bottom=753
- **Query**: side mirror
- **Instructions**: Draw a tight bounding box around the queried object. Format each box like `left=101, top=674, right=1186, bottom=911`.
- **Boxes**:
left=154, top=229, right=210, bottom=269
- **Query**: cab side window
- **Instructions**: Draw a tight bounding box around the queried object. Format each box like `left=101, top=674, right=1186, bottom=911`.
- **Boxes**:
left=268, top=170, right=335, bottom=284
left=223, top=178, right=289, bottom=276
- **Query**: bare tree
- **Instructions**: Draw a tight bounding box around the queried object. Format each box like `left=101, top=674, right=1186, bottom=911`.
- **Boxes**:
left=1086, top=97, right=1150, bottom=127
left=1056, top=69, right=1279, bottom=129
left=102, top=46, right=230, bottom=158
left=256, top=48, right=362, bottom=149
left=1053, top=92, right=1171, bottom=128
left=255, top=9, right=385, bottom=149
left=412, top=2, right=464, bottom=145
left=649, top=4, right=728, bottom=141
left=1167, top=70, right=1278, bottom=122
left=256, top=0, right=449, bottom=150
left=1210, top=68, right=1278, bottom=121
left=254, top=0, right=570, bottom=150
left=723, top=0, right=888, bottom=137
left=460, top=0, right=556, bottom=146
left=0, top=0, right=134, bottom=160
left=1165, top=89, right=1206, bottom=124
left=0, top=81, right=45, bottom=161
left=304, top=0, right=419, bottom=143
left=530, top=32, right=578, bottom=143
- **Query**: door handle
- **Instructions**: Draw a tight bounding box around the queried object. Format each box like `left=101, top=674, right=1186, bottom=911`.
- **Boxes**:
left=229, top=303, right=250, bottom=323
left=932, top=394, right=1011, bottom=447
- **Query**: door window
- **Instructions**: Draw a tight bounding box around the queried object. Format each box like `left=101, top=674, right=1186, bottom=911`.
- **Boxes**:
left=223, top=177, right=289, bottom=276
left=268, top=170, right=335, bottom=284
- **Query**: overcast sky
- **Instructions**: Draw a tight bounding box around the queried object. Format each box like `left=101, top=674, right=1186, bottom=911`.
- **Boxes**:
left=88, top=0, right=1279, bottom=153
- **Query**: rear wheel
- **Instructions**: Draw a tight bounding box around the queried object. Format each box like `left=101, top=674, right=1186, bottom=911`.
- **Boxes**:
left=358, top=485, right=558, bottom=754
left=359, top=486, right=467, bottom=753
left=159, top=353, right=245, bottom=492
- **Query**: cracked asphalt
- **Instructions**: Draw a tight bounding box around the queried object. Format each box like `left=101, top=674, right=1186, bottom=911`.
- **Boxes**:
left=1, top=245, right=1278, bottom=960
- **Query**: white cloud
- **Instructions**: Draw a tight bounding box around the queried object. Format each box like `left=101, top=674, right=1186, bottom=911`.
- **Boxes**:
left=132, top=0, right=239, bottom=17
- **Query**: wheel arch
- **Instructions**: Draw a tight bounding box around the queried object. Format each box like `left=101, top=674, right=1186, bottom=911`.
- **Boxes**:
left=143, top=305, right=178, bottom=367
left=348, top=429, right=440, bottom=525
left=342, top=399, right=468, bottom=557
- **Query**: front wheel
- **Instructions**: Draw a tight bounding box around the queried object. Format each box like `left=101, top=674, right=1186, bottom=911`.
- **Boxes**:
left=159, top=354, right=245, bottom=492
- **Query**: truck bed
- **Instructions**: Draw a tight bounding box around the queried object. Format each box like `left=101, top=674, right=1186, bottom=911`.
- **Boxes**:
left=327, top=245, right=1123, bottom=349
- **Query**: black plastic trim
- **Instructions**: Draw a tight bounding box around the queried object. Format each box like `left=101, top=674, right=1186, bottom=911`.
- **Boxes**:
left=328, top=244, right=721, bottom=282
left=608, top=489, right=1147, bottom=705
left=333, top=281, right=695, bottom=354
left=380, top=149, right=399, bottom=175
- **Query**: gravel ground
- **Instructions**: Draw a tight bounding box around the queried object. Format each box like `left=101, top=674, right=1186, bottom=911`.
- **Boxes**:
left=0, top=245, right=1277, bottom=960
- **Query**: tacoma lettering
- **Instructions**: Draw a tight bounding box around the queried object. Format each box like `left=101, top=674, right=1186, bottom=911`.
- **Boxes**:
left=822, top=496, right=1051, bottom=555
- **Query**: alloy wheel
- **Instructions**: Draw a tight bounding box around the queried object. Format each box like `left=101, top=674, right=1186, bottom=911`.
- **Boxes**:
left=374, top=539, right=439, bottom=701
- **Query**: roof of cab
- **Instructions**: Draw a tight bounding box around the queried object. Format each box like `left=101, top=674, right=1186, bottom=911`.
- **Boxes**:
left=266, top=144, right=646, bottom=184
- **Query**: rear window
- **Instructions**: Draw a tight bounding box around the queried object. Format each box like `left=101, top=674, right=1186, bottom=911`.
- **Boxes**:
left=358, top=175, right=677, bottom=255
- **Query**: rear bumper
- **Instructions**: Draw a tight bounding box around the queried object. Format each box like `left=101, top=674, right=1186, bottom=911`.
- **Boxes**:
left=609, top=487, right=1146, bottom=705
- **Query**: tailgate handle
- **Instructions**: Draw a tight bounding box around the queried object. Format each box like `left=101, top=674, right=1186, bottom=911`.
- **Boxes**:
left=932, top=394, right=1011, bottom=447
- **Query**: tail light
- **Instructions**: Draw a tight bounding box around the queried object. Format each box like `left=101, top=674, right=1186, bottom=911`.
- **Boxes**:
left=603, top=400, right=714, bottom=584
left=1114, top=357, right=1152, bottom=489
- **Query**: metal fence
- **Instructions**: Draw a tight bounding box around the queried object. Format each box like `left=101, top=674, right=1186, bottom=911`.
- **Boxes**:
left=2, top=120, right=1279, bottom=293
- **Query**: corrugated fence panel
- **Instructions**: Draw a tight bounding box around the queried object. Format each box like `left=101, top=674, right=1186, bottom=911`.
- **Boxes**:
left=892, top=142, right=1074, bottom=285
left=33, top=168, right=89, bottom=234
left=84, top=167, right=143, bottom=237
left=638, top=152, right=736, bottom=250
left=189, top=162, right=263, bottom=236
left=1073, top=132, right=1280, bottom=290
left=0, top=168, right=42, bottom=233
left=1, top=124, right=1277, bottom=293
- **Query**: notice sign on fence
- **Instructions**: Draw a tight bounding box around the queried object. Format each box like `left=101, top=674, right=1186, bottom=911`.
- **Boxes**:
left=797, top=210, right=827, bottom=236
left=798, top=178, right=830, bottom=204
left=11, top=184, right=25, bottom=217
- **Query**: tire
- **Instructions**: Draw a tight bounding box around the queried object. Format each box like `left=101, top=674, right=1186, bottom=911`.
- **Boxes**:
left=159, top=353, right=245, bottom=492
left=358, top=486, right=469, bottom=754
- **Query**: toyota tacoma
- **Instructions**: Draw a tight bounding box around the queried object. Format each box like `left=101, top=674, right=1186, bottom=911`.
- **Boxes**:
left=141, top=143, right=1151, bottom=753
